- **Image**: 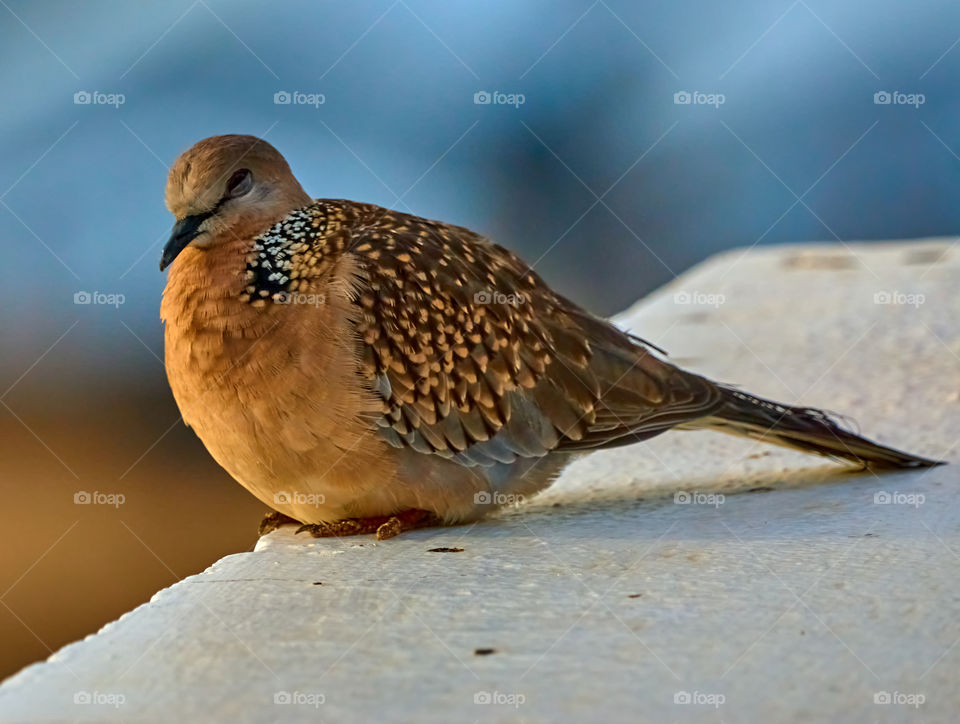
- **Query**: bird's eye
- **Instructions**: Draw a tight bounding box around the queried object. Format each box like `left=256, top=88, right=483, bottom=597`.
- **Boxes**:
left=225, top=169, right=252, bottom=197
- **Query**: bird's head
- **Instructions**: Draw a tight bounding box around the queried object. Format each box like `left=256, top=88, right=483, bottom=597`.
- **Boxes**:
left=161, top=134, right=311, bottom=271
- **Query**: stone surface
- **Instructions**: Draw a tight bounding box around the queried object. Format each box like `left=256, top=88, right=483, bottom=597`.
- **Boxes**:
left=1, top=241, right=957, bottom=723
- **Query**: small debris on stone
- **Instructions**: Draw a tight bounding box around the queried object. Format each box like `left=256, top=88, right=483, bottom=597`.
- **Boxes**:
left=428, top=547, right=464, bottom=553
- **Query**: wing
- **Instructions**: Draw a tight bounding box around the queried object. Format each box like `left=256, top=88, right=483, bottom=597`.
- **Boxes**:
left=345, top=203, right=723, bottom=466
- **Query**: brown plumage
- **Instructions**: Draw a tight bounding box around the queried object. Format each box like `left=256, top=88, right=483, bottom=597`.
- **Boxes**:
left=159, top=135, right=940, bottom=539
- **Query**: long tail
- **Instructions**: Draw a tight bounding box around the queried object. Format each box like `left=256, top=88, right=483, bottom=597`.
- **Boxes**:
left=694, top=386, right=943, bottom=469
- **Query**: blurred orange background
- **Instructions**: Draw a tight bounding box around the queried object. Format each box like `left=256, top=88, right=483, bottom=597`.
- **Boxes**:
left=0, top=376, right=265, bottom=680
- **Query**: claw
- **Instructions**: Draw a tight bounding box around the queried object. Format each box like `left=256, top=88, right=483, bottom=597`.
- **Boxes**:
left=287, top=509, right=442, bottom=539
left=375, top=516, right=403, bottom=540
left=258, top=510, right=301, bottom=536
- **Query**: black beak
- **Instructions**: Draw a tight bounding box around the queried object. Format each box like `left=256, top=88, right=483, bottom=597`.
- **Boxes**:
left=160, top=211, right=213, bottom=271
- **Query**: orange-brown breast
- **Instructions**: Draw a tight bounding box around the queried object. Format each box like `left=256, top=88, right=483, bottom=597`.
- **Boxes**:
left=160, top=227, right=397, bottom=522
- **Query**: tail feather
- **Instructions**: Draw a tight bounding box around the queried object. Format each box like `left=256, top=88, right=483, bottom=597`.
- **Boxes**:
left=695, top=386, right=943, bottom=469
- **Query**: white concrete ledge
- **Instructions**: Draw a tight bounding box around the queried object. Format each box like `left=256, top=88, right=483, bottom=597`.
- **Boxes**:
left=2, top=240, right=957, bottom=723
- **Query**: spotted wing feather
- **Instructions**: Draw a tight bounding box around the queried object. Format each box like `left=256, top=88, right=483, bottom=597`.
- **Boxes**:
left=341, top=202, right=723, bottom=465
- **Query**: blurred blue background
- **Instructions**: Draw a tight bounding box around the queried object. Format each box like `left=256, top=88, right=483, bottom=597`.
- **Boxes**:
left=2, top=0, right=960, bottom=379
left=0, top=0, right=958, bottom=680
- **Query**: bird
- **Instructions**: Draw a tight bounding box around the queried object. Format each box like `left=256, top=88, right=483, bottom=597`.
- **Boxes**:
left=159, top=134, right=940, bottom=540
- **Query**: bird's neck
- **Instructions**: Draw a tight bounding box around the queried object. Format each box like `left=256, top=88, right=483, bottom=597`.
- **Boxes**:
left=161, top=235, right=253, bottom=329
left=160, top=201, right=317, bottom=333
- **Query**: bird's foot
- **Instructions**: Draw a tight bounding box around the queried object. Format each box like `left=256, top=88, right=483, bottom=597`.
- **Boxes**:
left=296, top=509, right=441, bottom=541
left=258, top=510, right=302, bottom=536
